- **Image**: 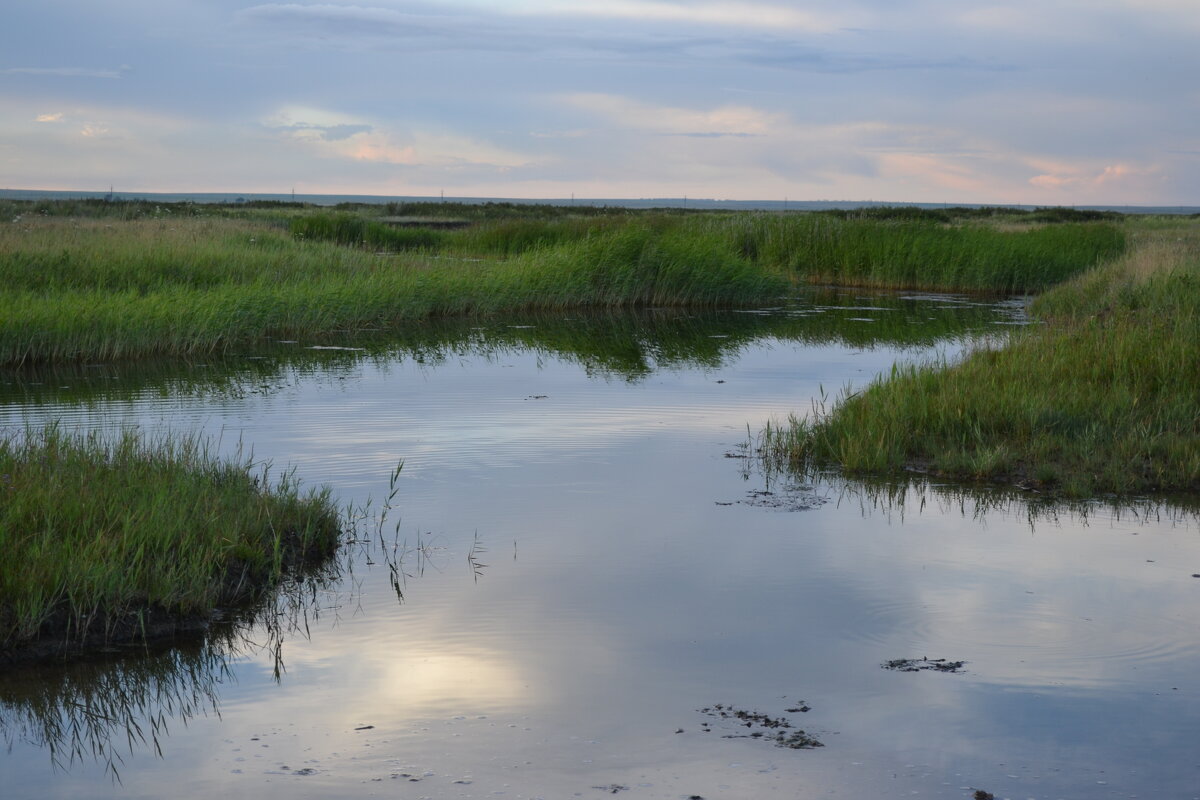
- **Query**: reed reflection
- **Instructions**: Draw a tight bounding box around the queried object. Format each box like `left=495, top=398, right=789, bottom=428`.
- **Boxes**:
left=0, top=290, right=1024, bottom=409
left=0, top=558, right=345, bottom=780
left=744, top=422, right=1200, bottom=530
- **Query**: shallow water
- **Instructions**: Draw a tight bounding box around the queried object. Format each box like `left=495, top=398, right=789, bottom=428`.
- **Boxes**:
left=2, top=291, right=1198, bottom=800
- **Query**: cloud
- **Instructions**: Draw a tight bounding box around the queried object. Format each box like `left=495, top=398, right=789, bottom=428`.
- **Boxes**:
left=236, top=3, right=445, bottom=38
left=35, top=113, right=64, bottom=123
left=270, top=122, right=374, bottom=142
left=262, top=105, right=374, bottom=142
left=561, top=93, right=779, bottom=137
left=876, top=152, right=990, bottom=195
left=262, top=104, right=532, bottom=168
left=523, top=0, right=856, bottom=33
left=3, top=66, right=129, bottom=79
left=233, top=2, right=861, bottom=66
left=1028, top=162, right=1160, bottom=191
left=1093, top=0, right=1200, bottom=28
left=738, top=46, right=1016, bottom=74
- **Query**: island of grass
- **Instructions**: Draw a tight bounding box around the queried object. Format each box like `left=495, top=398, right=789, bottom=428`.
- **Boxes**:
left=0, top=426, right=341, bottom=663
left=765, top=217, right=1200, bottom=497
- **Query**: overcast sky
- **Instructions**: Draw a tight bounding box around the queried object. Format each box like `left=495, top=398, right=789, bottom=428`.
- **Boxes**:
left=3, top=0, right=1198, bottom=204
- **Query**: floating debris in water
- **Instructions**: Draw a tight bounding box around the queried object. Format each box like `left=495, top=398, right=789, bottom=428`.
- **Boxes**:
left=695, top=703, right=823, bottom=749
left=592, top=784, right=629, bottom=793
left=740, top=487, right=827, bottom=512
left=883, top=657, right=966, bottom=673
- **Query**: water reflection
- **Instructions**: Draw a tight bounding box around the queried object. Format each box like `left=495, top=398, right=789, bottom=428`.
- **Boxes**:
left=0, top=637, right=229, bottom=780
left=783, top=464, right=1200, bottom=529
left=0, top=559, right=345, bottom=780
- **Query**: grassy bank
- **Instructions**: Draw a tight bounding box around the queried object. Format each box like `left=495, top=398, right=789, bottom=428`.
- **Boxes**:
left=765, top=219, right=1200, bottom=497
left=0, top=206, right=1122, bottom=366
left=0, top=216, right=785, bottom=365
left=0, top=426, right=341, bottom=660
left=708, top=213, right=1124, bottom=292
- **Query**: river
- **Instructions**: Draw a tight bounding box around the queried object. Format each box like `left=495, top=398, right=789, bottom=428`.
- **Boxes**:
left=2, top=290, right=1197, bottom=799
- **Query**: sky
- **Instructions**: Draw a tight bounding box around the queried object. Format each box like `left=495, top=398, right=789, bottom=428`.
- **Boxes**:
left=2, top=0, right=1198, bottom=204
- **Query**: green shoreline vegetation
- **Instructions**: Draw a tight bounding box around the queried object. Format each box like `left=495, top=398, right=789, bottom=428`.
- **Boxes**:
left=0, top=201, right=1122, bottom=366
left=765, top=218, right=1200, bottom=497
left=0, top=426, right=340, bottom=661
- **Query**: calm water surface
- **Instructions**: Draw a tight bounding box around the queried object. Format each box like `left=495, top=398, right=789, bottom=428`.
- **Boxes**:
left=2, top=291, right=1198, bottom=799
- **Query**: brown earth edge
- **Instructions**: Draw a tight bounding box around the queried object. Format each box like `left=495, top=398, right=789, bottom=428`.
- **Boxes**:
left=897, top=455, right=1200, bottom=499
left=0, top=531, right=338, bottom=667
left=0, top=607, right=216, bottom=667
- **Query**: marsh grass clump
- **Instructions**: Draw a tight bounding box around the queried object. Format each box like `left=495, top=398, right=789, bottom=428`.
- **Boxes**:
left=0, top=426, right=341, bottom=660
left=765, top=220, right=1200, bottom=497
left=289, top=213, right=445, bottom=251
left=691, top=214, right=1125, bottom=292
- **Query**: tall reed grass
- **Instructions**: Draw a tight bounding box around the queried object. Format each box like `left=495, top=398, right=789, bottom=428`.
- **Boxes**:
left=0, top=426, right=341, bottom=654
left=0, top=217, right=787, bottom=364
left=683, top=214, right=1125, bottom=292
left=0, top=208, right=1124, bottom=365
left=765, top=220, right=1200, bottom=497
left=290, top=209, right=1125, bottom=292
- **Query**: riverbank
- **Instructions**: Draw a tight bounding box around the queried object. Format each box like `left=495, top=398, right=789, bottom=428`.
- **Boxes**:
left=0, top=203, right=1121, bottom=366
left=765, top=218, right=1200, bottom=497
left=0, top=427, right=341, bottom=662
left=0, top=215, right=782, bottom=366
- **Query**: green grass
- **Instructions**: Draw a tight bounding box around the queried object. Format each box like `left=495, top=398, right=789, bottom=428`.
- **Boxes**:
left=0, top=426, right=342, bottom=655
left=0, top=216, right=788, bottom=365
left=289, top=213, right=447, bottom=251
left=291, top=208, right=1126, bottom=293
left=692, top=213, right=1125, bottom=292
left=765, top=220, right=1200, bottom=497
left=0, top=205, right=1124, bottom=366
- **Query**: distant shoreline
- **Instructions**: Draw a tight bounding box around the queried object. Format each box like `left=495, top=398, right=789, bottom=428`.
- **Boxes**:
left=2, top=187, right=1196, bottom=216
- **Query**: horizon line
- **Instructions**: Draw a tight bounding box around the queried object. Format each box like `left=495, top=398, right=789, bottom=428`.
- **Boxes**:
left=2, top=187, right=1197, bottom=212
